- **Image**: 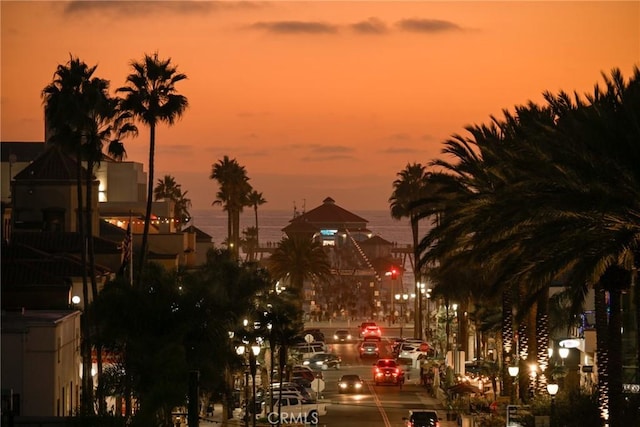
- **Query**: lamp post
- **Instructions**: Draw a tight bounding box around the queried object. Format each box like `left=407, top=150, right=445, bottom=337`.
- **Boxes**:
left=508, top=363, right=520, bottom=405
left=425, top=287, right=432, bottom=341
left=249, top=344, right=260, bottom=427
left=395, top=293, right=409, bottom=338
left=390, top=268, right=398, bottom=324
left=236, top=345, right=250, bottom=427
left=547, top=383, right=559, bottom=427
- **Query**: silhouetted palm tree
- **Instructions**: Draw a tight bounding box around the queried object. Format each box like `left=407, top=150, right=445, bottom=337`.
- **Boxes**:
left=390, top=162, right=432, bottom=338
left=210, top=156, right=252, bottom=259
left=267, top=236, right=332, bottom=315
left=154, top=175, right=192, bottom=230
left=248, top=190, right=267, bottom=246
left=118, top=52, right=188, bottom=285
left=42, top=56, right=114, bottom=415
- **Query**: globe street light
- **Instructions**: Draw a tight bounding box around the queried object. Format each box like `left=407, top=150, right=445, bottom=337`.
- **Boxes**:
left=249, top=344, right=261, bottom=427
left=547, top=383, right=559, bottom=427
left=508, top=363, right=520, bottom=405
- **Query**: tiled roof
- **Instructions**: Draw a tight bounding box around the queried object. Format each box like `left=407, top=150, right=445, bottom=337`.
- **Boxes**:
left=361, top=235, right=393, bottom=246
left=282, top=218, right=320, bottom=234
left=183, top=225, right=213, bottom=240
left=287, top=197, right=368, bottom=225
left=13, top=145, right=92, bottom=181
left=0, top=141, right=46, bottom=162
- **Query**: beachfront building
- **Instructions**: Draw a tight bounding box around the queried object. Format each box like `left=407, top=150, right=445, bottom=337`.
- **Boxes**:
left=281, top=197, right=407, bottom=322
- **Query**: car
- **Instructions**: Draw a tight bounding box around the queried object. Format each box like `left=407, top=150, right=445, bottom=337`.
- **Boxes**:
left=359, top=341, right=380, bottom=358
left=402, top=409, right=440, bottom=427
left=291, top=365, right=318, bottom=382
left=359, top=321, right=377, bottom=336
left=397, top=342, right=430, bottom=367
left=302, top=352, right=341, bottom=370
left=363, top=325, right=382, bottom=338
left=373, top=358, right=404, bottom=386
left=333, top=329, right=352, bottom=343
left=293, top=342, right=327, bottom=360
left=337, top=374, right=365, bottom=394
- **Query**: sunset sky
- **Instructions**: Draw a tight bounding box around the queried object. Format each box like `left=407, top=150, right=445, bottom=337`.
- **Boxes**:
left=2, top=1, right=639, bottom=212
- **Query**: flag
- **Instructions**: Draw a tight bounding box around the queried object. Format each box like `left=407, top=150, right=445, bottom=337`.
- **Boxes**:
left=118, top=222, right=132, bottom=277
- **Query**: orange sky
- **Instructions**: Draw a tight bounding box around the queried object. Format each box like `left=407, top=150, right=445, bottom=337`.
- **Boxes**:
left=2, top=1, right=639, bottom=211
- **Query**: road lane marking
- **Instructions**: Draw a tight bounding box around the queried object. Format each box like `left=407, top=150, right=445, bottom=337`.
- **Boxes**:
left=367, top=381, right=392, bottom=427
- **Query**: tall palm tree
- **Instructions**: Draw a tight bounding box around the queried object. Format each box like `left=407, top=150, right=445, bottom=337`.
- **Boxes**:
left=248, top=190, right=267, bottom=247
left=42, top=56, right=110, bottom=415
left=418, top=67, right=640, bottom=425
left=267, top=236, right=332, bottom=315
left=117, top=52, right=188, bottom=286
left=389, top=162, right=431, bottom=339
left=210, top=156, right=252, bottom=259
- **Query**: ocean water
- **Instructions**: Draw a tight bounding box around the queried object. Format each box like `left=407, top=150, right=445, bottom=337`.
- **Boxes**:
left=189, top=209, right=416, bottom=247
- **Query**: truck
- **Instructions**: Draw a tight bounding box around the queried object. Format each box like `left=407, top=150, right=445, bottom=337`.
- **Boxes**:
left=260, top=395, right=328, bottom=425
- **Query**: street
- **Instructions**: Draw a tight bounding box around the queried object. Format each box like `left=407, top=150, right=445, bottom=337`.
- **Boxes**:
left=203, top=322, right=456, bottom=427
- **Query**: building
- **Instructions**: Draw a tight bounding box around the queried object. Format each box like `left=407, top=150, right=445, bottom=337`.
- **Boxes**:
left=1, top=310, right=82, bottom=417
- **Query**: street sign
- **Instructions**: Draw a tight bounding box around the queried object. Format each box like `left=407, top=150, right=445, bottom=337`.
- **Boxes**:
left=311, top=378, right=325, bottom=393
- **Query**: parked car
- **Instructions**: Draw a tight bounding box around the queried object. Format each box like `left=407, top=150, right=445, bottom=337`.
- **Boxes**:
left=292, top=342, right=327, bottom=360
left=333, top=329, right=352, bottom=343
left=402, top=409, right=440, bottom=427
left=303, top=352, right=342, bottom=370
left=291, top=365, right=317, bottom=382
left=397, top=342, right=430, bottom=367
left=337, top=374, right=364, bottom=394
left=373, top=358, right=404, bottom=386
left=359, top=341, right=380, bottom=358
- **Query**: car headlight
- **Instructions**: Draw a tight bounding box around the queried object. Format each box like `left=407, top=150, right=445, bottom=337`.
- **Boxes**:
left=302, top=361, right=309, bottom=365
left=354, top=383, right=362, bottom=388
left=347, top=335, right=351, bottom=339
left=315, top=361, right=323, bottom=366
left=339, top=383, right=347, bottom=388
left=333, top=335, right=338, bottom=339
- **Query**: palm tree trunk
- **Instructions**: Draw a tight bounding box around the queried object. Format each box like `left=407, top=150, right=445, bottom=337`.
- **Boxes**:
left=254, top=206, right=259, bottom=248
left=608, top=287, right=623, bottom=427
left=502, top=288, right=514, bottom=397
left=411, top=216, right=421, bottom=339
left=75, top=151, right=94, bottom=415
left=535, top=289, right=549, bottom=396
left=85, top=161, right=105, bottom=414
left=138, top=123, right=156, bottom=286
left=594, top=281, right=610, bottom=425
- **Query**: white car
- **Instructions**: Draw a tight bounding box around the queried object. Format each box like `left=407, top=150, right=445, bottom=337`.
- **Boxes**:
left=398, top=342, right=430, bottom=368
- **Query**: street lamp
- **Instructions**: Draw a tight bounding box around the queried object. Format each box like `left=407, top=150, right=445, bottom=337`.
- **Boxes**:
left=249, top=344, right=260, bottom=427
left=395, top=293, right=409, bottom=338
left=508, top=363, right=520, bottom=404
left=547, top=383, right=559, bottom=427
left=388, top=268, right=398, bottom=324
left=236, top=345, right=250, bottom=427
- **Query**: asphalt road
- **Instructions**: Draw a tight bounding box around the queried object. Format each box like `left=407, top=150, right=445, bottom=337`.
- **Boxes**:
left=309, top=328, right=455, bottom=427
